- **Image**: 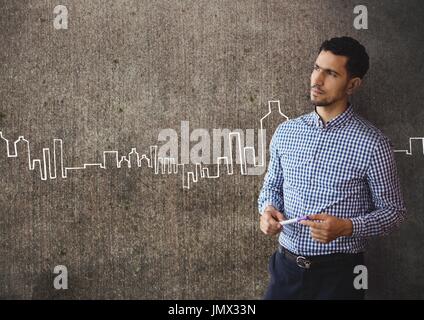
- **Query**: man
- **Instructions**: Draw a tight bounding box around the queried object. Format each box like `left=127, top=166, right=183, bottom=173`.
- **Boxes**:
left=257, top=36, right=406, bottom=300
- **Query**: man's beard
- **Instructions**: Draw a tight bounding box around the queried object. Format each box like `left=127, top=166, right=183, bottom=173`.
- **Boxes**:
left=310, top=97, right=335, bottom=107
left=310, top=93, right=342, bottom=107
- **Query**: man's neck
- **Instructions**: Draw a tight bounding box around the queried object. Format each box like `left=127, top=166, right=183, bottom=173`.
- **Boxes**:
left=315, top=99, right=349, bottom=124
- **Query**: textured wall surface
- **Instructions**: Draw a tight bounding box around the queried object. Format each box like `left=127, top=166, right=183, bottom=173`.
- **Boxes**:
left=0, top=0, right=423, bottom=299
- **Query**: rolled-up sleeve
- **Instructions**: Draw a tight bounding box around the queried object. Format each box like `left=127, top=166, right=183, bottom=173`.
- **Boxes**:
left=350, top=136, right=407, bottom=237
left=257, top=124, right=285, bottom=215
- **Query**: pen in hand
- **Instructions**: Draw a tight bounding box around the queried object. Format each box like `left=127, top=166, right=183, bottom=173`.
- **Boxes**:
left=279, top=215, right=311, bottom=226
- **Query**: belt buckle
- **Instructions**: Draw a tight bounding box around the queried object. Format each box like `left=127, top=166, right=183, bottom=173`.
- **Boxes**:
left=296, top=256, right=311, bottom=269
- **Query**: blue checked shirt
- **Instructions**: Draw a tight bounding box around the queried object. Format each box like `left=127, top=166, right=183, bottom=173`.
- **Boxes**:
left=258, top=104, right=407, bottom=256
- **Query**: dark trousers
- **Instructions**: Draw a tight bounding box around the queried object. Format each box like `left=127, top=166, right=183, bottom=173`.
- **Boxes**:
left=263, top=247, right=365, bottom=300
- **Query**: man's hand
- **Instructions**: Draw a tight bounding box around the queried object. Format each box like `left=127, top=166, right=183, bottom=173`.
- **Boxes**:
left=300, top=213, right=353, bottom=244
left=260, top=205, right=285, bottom=235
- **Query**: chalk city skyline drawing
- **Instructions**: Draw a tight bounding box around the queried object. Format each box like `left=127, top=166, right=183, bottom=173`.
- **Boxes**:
left=0, top=100, right=289, bottom=189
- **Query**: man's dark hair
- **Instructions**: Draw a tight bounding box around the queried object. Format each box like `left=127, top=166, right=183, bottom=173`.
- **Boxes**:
left=319, top=36, right=369, bottom=79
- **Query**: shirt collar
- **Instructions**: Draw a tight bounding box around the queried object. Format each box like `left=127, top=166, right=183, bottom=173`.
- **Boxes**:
left=310, top=103, right=354, bottom=129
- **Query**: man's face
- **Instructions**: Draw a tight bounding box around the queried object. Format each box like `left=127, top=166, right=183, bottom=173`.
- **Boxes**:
left=310, top=50, right=351, bottom=107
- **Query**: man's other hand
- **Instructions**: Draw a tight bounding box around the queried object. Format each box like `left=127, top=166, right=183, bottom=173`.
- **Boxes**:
left=300, top=213, right=353, bottom=244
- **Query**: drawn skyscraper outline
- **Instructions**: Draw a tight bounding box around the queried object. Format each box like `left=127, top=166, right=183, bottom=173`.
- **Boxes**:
left=0, top=100, right=290, bottom=188
left=394, top=137, right=424, bottom=156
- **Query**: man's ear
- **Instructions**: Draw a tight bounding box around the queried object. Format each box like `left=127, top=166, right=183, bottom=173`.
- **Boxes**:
left=347, top=77, right=362, bottom=95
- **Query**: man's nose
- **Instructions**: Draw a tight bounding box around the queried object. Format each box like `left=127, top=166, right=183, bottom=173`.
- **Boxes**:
left=312, top=71, right=325, bottom=87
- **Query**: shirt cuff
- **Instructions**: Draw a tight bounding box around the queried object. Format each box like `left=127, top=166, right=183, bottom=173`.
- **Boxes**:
left=259, top=202, right=283, bottom=215
left=350, top=217, right=365, bottom=237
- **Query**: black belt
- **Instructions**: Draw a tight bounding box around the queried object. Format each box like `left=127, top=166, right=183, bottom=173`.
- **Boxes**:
left=278, top=244, right=364, bottom=269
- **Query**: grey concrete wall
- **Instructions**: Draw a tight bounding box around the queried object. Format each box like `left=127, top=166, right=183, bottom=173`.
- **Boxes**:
left=0, top=0, right=423, bottom=299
